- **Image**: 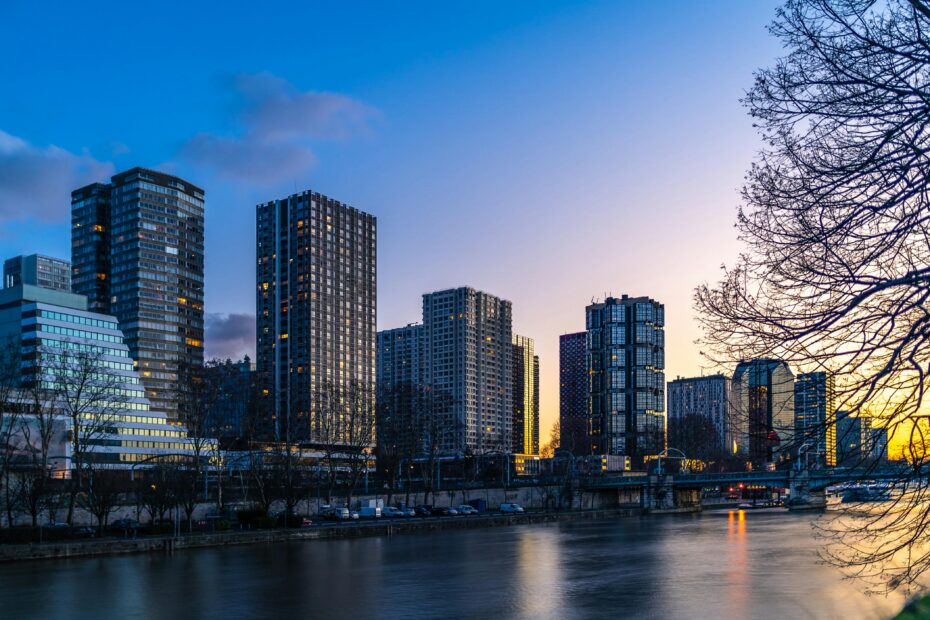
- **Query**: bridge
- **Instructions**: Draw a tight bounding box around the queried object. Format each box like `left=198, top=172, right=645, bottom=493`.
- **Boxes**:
left=576, top=466, right=909, bottom=512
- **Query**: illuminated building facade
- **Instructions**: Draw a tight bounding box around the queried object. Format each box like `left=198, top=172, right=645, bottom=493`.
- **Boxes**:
left=512, top=334, right=539, bottom=455
left=586, top=295, right=665, bottom=466
left=71, top=168, right=205, bottom=421
left=256, top=190, right=377, bottom=445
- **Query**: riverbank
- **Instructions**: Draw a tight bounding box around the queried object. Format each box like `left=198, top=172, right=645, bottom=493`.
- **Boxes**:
left=0, top=507, right=644, bottom=563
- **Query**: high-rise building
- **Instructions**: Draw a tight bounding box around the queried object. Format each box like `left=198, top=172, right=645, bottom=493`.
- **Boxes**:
left=376, top=323, right=424, bottom=457
left=836, top=411, right=889, bottom=465
left=794, top=371, right=836, bottom=467
left=512, top=334, right=539, bottom=455
left=4, top=254, right=71, bottom=292
left=731, top=359, right=794, bottom=466
left=667, top=374, right=732, bottom=456
left=71, top=168, right=205, bottom=421
left=421, top=287, right=512, bottom=454
left=586, top=295, right=665, bottom=466
left=533, top=354, right=540, bottom=454
left=559, top=331, right=589, bottom=454
left=0, top=283, right=207, bottom=467
left=256, top=190, right=377, bottom=445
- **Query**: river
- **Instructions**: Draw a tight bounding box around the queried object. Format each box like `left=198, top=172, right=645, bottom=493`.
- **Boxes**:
left=0, top=509, right=912, bottom=619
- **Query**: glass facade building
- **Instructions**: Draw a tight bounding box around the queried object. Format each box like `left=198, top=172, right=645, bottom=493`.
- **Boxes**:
left=559, top=331, right=589, bottom=454
left=512, top=334, right=539, bottom=455
left=421, top=287, right=512, bottom=454
left=4, top=254, right=71, bottom=292
left=586, top=295, right=665, bottom=465
left=0, top=284, right=207, bottom=468
left=794, top=371, right=836, bottom=467
left=731, top=359, right=795, bottom=466
left=71, top=168, right=205, bottom=422
left=256, top=190, right=377, bottom=445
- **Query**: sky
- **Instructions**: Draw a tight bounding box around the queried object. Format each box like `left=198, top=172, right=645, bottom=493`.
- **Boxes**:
left=0, top=0, right=784, bottom=438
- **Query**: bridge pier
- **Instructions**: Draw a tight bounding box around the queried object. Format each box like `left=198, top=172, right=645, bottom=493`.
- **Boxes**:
left=642, top=476, right=701, bottom=513
left=787, top=471, right=827, bottom=511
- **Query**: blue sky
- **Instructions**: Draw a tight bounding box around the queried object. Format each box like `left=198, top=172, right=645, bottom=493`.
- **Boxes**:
left=0, top=0, right=783, bottom=432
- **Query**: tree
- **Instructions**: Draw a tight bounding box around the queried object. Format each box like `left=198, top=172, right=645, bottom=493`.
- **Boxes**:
left=0, top=337, right=24, bottom=527
left=42, top=344, right=128, bottom=524
left=316, top=380, right=376, bottom=507
left=695, top=0, right=930, bottom=592
left=540, top=420, right=561, bottom=458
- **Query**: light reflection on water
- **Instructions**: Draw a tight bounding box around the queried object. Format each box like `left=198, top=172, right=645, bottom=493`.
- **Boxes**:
left=0, top=511, right=911, bottom=619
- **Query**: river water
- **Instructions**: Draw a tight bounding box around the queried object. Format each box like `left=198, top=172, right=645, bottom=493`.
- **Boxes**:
left=0, top=510, right=912, bottom=619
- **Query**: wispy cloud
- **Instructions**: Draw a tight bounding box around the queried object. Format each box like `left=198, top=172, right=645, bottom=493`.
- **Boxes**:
left=0, top=130, right=113, bottom=223
left=204, top=312, right=255, bottom=360
left=179, top=72, right=377, bottom=184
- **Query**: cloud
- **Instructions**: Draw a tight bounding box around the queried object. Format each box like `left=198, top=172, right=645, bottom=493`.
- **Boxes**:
left=204, top=312, right=255, bottom=360
left=179, top=72, right=377, bottom=184
left=0, top=130, right=113, bottom=223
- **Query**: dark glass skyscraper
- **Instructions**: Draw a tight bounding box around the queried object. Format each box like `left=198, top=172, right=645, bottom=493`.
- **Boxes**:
left=731, top=359, right=794, bottom=466
left=559, top=331, right=589, bottom=454
left=256, top=190, right=377, bottom=445
left=71, top=167, right=205, bottom=421
left=586, top=295, right=665, bottom=465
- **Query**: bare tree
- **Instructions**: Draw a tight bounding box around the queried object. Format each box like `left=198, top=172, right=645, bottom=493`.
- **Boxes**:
left=316, top=380, right=376, bottom=507
left=0, top=337, right=24, bottom=527
left=695, top=0, right=930, bottom=592
left=540, top=420, right=560, bottom=458
left=41, top=344, right=128, bottom=524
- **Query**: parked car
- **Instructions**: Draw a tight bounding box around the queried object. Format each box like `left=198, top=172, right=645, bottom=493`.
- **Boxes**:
left=430, top=506, right=459, bottom=516
left=319, top=506, right=352, bottom=521
left=414, top=505, right=433, bottom=517
left=381, top=507, right=406, bottom=518
left=499, top=503, right=524, bottom=514
left=456, top=504, right=478, bottom=516
left=110, top=518, right=142, bottom=532
left=72, top=526, right=96, bottom=538
left=349, top=510, right=360, bottom=520
left=357, top=506, right=381, bottom=519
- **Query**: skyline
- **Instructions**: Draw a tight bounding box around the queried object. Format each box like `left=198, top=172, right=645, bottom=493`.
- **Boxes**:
left=0, top=0, right=783, bottom=436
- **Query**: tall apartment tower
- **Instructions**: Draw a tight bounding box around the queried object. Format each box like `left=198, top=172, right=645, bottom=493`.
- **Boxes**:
left=731, top=359, right=794, bottom=466
left=667, top=374, right=732, bottom=455
left=256, top=190, right=377, bottom=444
left=794, top=371, right=836, bottom=467
left=71, top=168, right=205, bottom=421
left=559, top=331, right=589, bottom=454
left=4, top=254, right=71, bottom=292
left=586, top=295, right=665, bottom=466
left=376, top=323, right=424, bottom=457
left=421, top=287, right=512, bottom=454
left=512, top=334, right=539, bottom=455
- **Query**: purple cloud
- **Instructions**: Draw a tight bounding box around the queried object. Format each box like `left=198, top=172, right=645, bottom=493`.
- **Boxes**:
left=205, top=312, right=256, bottom=360
left=179, top=72, right=377, bottom=184
left=0, top=130, right=113, bottom=223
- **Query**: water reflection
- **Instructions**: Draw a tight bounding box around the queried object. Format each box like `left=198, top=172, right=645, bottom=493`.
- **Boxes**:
left=0, top=512, right=911, bottom=619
